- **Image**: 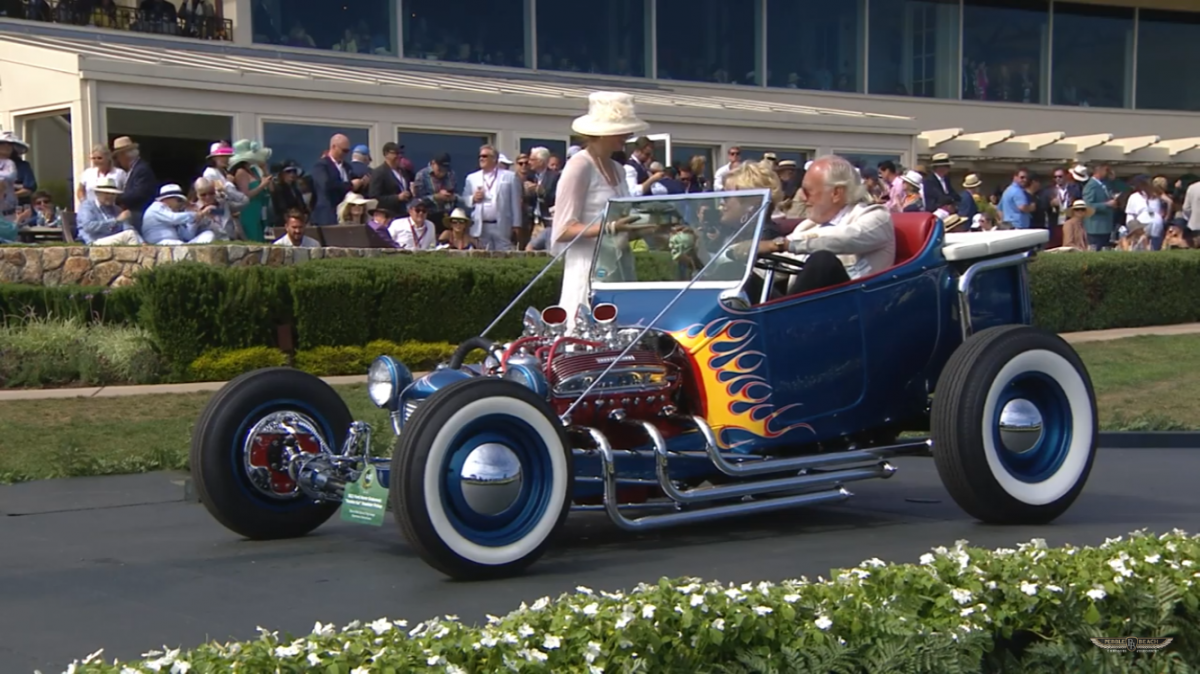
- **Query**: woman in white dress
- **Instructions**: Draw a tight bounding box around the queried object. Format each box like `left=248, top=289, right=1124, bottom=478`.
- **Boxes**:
left=551, top=91, right=649, bottom=330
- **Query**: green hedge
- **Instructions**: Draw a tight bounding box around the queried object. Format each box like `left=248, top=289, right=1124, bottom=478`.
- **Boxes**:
left=187, top=341, right=485, bottom=381
left=5, top=251, right=1200, bottom=374
left=65, top=529, right=1200, bottom=673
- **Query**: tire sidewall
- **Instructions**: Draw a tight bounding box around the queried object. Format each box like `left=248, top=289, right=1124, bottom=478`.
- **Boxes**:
left=395, top=378, right=572, bottom=577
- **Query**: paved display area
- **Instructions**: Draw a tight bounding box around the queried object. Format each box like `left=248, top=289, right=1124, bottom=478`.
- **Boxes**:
left=2, top=448, right=1195, bottom=673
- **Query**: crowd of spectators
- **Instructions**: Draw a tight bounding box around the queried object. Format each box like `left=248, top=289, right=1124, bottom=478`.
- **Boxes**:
left=3, top=0, right=227, bottom=40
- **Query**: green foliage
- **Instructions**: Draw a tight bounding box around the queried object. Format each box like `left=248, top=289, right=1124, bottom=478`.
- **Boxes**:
left=0, top=315, right=164, bottom=387
left=186, top=346, right=288, bottom=382
left=133, top=262, right=291, bottom=375
left=65, top=530, right=1200, bottom=673
left=1028, top=251, right=1200, bottom=333
left=0, top=283, right=140, bottom=326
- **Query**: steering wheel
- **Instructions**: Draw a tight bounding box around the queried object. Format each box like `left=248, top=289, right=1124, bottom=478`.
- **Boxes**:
left=754, top=252, right=807, bottom=276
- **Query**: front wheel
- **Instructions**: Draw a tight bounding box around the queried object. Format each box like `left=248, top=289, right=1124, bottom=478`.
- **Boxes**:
left=392, top=378, right=573, bottom=580
left=190, top=367, right=353, bottom=540
left=930, top=325, right=1098, bottom=525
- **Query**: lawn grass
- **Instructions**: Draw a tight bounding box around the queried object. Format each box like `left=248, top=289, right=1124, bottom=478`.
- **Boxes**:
left=0, top=334, right=1197, bottom=484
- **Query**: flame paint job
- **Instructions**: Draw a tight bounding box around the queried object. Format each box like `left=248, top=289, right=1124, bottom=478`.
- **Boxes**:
left=671, top=317, right=814, bottom=449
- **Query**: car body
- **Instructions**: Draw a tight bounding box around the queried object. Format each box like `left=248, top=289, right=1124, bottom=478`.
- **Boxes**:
left=191, top=188, right=1098, bottom=580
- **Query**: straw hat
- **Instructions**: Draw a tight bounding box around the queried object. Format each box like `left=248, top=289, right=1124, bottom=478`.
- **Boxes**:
left=901, top=170, right=923, bottom=188
left=111, top=136, right=138, bottom=155
left=1069, top=164, right=1089, bottom=182
left=93, top=176, right=122, bottom=194
left=930, top=152, right=953, bottom=167
left=571, top=91, right=649, bottom=137
left=942, top=214, right=967, bottom=231
left=963, top=174, right=983, bottom=189
left=777, top=160, right=798, bottom=169
left=337, top=192, right=377, bottom=221
left=447, top=207, right=471, bottom=223
left=156, top=184, right=186, bottom=202
left=208, top=141, right=234, bottom=159
left=1068, top=198, right=1094, bottom=217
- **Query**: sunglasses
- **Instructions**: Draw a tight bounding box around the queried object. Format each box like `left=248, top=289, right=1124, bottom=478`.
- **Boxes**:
left=479, top=154, right=494, bottom=159
left=34, top=199, right=51, bottom=205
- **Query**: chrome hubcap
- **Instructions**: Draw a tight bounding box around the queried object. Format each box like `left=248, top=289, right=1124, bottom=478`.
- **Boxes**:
left=998, top=398, right=1044, bottom=454
left=459, top=443, right=523, bottom=516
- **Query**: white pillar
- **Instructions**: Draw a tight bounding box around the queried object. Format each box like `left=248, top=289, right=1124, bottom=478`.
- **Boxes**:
left=223, top=0, right=253, bottom=46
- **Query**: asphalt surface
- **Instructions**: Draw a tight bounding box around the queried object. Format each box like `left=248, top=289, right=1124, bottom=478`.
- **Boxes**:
left=2, top=447, right=1197, bottom=673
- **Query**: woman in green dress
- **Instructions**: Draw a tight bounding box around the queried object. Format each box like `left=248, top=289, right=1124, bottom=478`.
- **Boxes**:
left=230, top=140, right=274, bottom=242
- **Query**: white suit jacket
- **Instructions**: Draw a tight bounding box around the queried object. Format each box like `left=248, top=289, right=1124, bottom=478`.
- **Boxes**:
left=464, top=169, right=523, bottom=238
left=785, top=202, right=896, bottom=279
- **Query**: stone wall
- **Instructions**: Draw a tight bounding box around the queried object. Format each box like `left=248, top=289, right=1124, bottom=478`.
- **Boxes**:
left=0, top=245, right=546, bottom=287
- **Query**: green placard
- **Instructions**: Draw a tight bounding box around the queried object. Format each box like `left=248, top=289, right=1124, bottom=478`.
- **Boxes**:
left=340, top=465, right=388, bottom=526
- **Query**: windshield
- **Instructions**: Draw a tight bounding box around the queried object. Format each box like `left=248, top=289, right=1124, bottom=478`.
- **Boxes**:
left=588, top=190, right=771, bottom=287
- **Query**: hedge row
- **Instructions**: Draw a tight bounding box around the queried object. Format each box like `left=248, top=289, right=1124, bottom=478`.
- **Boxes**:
left=4, top=251, right=1200, bottom=376
left=186, top=342, right=484, bottom=382
left=66, top=529, right=1200, bottom=673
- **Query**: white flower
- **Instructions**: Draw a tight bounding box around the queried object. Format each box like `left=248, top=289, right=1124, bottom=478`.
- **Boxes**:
left=273, top=644, right=302, bottom=658
left=861, top=557, right=886, bottom=568
left=690, top=594, right=705, bottom=607
left=642, top=604, right=656, bottom=619
left=1020, top=582, right=1038, bottom=596
left=577, top=585, right=594, bottom=595
left=351, top=667, right=371, bottom=674
left=814, top=615, right=833, bottom=630
left=582, top=602, right=600, bottom=616
left=531, top=597, right=550, bottom=611
left=1108, top=558, right=1133, bottom=578
left=446, top=665, right=467, bottom=674
left=1086, top=587, right=1107, bottom=601
left=919, top=553, right=936, bottom=565
left=1145, top=554, right=1161, bottom=564
left=1046, top=584, right=1063, bottom=593
left=307, top=653, right=321, bottom=667
left=985, top=580, right=998, bottom=590
left=1184, top=560, right=1195, bottom=567
left=724, top=588, right=743, bottom=601
left=783, top=594, right=800, bottom=604
left=369, top=618, right=393, bottom=635
left=950, top=588, right=973, bottom=605
left=585, top=641, right=602, bottom=663
left=589, top=667, right=604, bottom=674
left=170, top=662, right=191, bottom=674
left=753, top=606, right=773, bottom=616
left=518, top=624, right=534, bottom=638
left=521, top=648, right=549, bottom=663
left=427, top=655, right=444, bottom=666
left=543, top=635, right=562, bottom=650
left=480, top=632, right=499, bottom=648
left=960, top=607, right=975, bottom=617
left=615, top=611, right=633, bottom=630
left=431, top=624, right=450, bottom=640
left=712, top=618, right=726, bottom=631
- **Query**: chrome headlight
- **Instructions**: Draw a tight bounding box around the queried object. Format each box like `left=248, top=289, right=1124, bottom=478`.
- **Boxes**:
left=368, top=356, right=413, bottom=410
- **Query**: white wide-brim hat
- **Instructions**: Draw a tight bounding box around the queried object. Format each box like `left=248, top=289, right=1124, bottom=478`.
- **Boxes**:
left=901, top=170, right=923, bottom=188
left=156, top=184, right=186, bottom=201
left=571, top=91, right=649, bottom=137
left=1069, top=164, right=1089, bottom=182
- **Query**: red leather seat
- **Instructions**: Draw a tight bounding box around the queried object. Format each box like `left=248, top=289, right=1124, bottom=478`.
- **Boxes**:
left=772, top=217, right=803, bottom=236
left=891, top=212, right=937, bottom=266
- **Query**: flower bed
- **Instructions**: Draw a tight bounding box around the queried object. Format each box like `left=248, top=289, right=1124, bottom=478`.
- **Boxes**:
left=64, top=529, right=1199, bottom=673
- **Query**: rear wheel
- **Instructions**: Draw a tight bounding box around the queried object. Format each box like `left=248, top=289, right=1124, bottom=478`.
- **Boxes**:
left=931, top=325, right=1097, bottom=524
left=191, top=368, right=352, bottom=539
left=392, top=378, right=572, bottom=580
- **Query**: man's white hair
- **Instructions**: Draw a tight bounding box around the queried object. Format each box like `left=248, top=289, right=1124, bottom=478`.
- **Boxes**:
left=813, top=155, right=869, bottom=205
left=529, top=146, right=551, bottom=161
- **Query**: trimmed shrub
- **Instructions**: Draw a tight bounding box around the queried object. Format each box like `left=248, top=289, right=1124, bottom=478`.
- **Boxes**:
left=0, top=284, right=140, bottom=326
left=134, top=262, right=292, bottom=375
left=0, top=316, right=164, bottom=387
left=186, top=346, right=288, bottom=382
left=64, top=529, right=1200, bottom=673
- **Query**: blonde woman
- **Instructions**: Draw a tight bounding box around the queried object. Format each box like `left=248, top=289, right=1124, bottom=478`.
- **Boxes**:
left=1061, top=200, right=1091, bottom=252
left=552, top=92, right=648, bottom=331
left=336, top=192, right=376, bottom=224
left=77, top=144, right=128, bottom=204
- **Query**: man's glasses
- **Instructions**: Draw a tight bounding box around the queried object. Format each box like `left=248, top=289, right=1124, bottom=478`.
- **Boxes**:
left=480, top=154, right=494, bottom=159
left=34, top=199, right=50, bottom=206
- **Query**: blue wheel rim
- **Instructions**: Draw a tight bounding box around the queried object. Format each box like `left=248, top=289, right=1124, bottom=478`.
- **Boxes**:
left=440, top=413, right=554, bottom=547
left=231, top=399, right=335, bottom=511
left=990, top=372, right=1072, bottom=483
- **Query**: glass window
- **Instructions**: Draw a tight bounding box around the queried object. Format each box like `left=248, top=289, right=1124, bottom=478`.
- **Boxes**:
left=739, top=148, right=810, bottom=165
left=837, top=152, right=903, bottom=171
left=397, top=130, right=492, bottom=194
left=251, top=0, right=396, bottom=55
left=538, top=0, right=647, bottom=76
left=867, top=0, right=960, bottom=98
left=1137, top=10, right=1200, bottom=112
left=657, top=0, right=762, bottom=85
left=767, top=0, right=863, bottom=91
left=962, top=0, right=1049, bottom=104
left=519, top=138, right=567, bottom=164
left=403, top=0, right=527, bottom=68
left=671, top=144, right=716, bottom=176
left=1051, top=4, right=1133, bottom=108
left=262, top=122, right=369, bottom=174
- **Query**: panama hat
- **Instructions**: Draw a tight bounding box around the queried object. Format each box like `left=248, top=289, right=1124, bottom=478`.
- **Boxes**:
left=942, top=214, right=967, bottom=231
left=777, top=160, right=798, bottom=169
left=498, top=154, right=513, bottom=166
left=111, top=136, right=139, bottom=155
left=930, top=152, right=953, bottom=167
left=1068, top=198, right=1094, bottom=217
left=93, top=176, right=122, bottom=194
left=1069, top=164, right=1089, bottom=182
left=571, top=91, right=649, bottom=137
left=963, top=173, right=983, bottom=189
left=156, top=184, right=186, bottom=201
left=207, top=141, right=234, bottom=159
left=447, top=207, right=471, bottom=223
left=901, top=170, right=923, bottom=188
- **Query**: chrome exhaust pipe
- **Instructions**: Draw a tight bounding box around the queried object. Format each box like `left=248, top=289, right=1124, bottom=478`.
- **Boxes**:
left=677, top=414, right=931, bottom=477
left=581, top=426, right=852, bottom=532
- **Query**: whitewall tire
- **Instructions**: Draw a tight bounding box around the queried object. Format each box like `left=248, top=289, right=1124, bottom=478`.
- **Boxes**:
left=931, top=325, right=1098, bottom=524
left=391, top=378, right=572, bottom=580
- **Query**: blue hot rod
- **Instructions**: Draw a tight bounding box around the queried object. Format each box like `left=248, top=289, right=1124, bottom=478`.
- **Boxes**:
left=190, top=189, right=1097, bottom=580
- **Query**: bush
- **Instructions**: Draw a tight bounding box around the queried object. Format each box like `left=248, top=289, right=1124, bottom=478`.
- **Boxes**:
left=64, top=529, right=1200, bottom=673
left=186, top=346, right=288, bottom=382
left=0, top=316, right=164, bottom=387
left=0, top=284, right=140, bottom=326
